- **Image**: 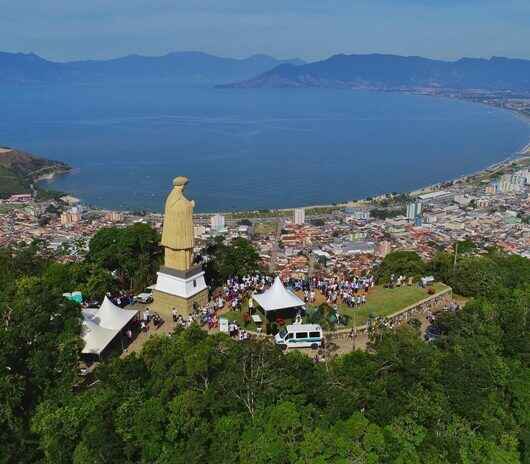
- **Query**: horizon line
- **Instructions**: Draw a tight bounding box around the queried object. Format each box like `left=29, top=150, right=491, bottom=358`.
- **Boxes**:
left=2, top=49, right=530, bottom=65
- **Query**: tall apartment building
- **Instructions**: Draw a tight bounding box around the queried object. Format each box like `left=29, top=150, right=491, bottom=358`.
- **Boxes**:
left=60, top=210, right=81, bottom=225
left=498, top=174, right=525, bottom=193
left=406, top=201, right=422, bottom=222
left=210, top=213, right=225, bottom=232
left=105, top=211, right=124, bottom=222
left=294, top=208, right=305, bottom=225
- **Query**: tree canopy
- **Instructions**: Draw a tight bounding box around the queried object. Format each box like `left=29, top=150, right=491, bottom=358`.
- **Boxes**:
left=375, top=251, right=427, bottom=284
left=87, top=223, right=162, bottom=292
left=29, top=285, right=530, bottom=463
left=203, top=237, right=261, bottom=288
left=1, top=233, right=529, bottom=463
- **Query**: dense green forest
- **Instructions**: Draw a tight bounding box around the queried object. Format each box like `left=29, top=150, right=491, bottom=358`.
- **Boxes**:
left=0, top=226, right=529, bottom=463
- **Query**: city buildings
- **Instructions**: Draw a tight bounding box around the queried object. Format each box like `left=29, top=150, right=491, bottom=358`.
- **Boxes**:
left=345, top=208, right=370, bottom=220
left=60, top=209, right=81, bottom=225
left=417, top=190, right=454, bottom=205
left=375, top=241, right=392, bottom=258
left=1, top=161, right=528, bottom=275
left=105, top=211, right=124, bottom=222
left=6, top=194, right=32, bottom=204
left=498, top=173, right=526, bottom=193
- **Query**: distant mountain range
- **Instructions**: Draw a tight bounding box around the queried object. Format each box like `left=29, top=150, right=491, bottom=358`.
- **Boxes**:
left=221, top=54, right=530, bottom=92
left=3, top=50, right=530, bottom=93
left=0, top=51, right=305, bottom=85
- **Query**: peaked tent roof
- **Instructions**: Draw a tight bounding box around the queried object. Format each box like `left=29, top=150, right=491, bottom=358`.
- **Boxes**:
left=252, top=277, right=305, bottom=312
left=83, top=296, right=138, bottom=331
left=81, top=319, right=119, bottom=355
left=81, top=297, right=138, bottom=355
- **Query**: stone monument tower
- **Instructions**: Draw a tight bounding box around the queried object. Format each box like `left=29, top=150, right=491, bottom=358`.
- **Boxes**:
left=151, top=176, right=208, bottom=317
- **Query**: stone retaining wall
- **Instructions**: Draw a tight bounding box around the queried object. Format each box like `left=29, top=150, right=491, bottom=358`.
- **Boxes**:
left=326, top=286, right=453, bottom=340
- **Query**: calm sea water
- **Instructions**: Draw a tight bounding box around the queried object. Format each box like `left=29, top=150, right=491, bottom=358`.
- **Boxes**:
left=1, top=82, right=528, bottom=212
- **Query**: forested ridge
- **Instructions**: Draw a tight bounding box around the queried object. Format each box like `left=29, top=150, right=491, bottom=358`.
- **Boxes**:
left=0, top=225, right=529, bottom=463
left=0, top=147, right=71, bottom=198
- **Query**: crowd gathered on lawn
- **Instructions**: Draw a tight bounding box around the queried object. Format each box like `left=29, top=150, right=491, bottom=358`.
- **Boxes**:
left=136, top=271, right=392, bottom=334
left=128, top=268, right=453, bottom=345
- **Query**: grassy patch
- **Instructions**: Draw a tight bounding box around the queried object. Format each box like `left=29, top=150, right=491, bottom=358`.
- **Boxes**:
left=221, top=310, right=258, bottom=331
left=0, top=203, right=25, bottom=214
left=305, top=206, right=344, bottom=216
left=254, top=222, right=278, bottom=236
left=338, top=282, right=449, bottom=327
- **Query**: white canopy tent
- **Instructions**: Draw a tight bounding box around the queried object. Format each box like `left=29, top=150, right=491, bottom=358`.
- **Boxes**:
left=252, top=277, right=305, bottom=313
left=81, top=319, right=120, bottom=355
left=83, top=296, right=138, bottom=330
left=81, top=296, right=138, bottom=355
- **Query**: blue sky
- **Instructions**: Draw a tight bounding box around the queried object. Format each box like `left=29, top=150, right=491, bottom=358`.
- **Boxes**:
left=1, top=0, right=529, bottom=61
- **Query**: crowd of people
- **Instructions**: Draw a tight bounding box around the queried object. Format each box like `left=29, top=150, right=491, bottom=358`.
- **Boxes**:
left=228, top=321, right=250, bottom=340
left=109, top=270, right=461, bottom=358
left=139, top=307, right=163, bottom=332
left=286, top=274, right=375, bottom=308
left=172, top=305, right=219, bottom=330
left=386, top=274, right=413, bottom=288
left=219, top=274, right=274, bottom=312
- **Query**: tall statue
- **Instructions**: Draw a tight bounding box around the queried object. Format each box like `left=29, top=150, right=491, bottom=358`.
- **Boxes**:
left=161, top=176, right=195, bottom=271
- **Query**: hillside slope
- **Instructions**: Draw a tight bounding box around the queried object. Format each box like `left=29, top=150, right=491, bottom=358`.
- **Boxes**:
left=222, top=54, right=530, bottom=92
left=0, top=51, right=304, bottom=85
left=0, top=147, right=70, bottom=198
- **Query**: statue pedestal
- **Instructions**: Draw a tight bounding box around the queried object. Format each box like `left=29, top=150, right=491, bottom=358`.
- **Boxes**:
left=151, top=265, right=208, bottom=318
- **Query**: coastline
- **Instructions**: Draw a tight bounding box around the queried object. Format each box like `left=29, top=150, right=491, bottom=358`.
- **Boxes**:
left=218, top=135, right=530, bottom=218
left=408, top=140, right=530, bottom=198
left=218, top=98, right=530, bottom=215
left=33, top=166, right=72, bottom=183
left=37, top=95, right=530, bottom=216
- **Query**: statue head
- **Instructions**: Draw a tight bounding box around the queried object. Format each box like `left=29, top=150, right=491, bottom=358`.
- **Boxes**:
left=173, top=176, right=189, bottom=187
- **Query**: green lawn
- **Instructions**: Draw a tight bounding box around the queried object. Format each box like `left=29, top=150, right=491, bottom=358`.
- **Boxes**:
left=337, top=282, right=449, bottom=327
left=0, top=203, right=25, bottom=214
left=222, top=282, right=450, bottom=332
left=221, top=310, right=258, bottom=331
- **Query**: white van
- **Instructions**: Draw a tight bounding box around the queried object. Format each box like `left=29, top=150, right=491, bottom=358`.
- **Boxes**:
left=275, top=323, right=324, bottom=350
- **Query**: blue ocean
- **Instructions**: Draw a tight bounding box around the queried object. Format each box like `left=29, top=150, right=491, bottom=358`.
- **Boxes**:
left=1, top=82, right=528, bottom=212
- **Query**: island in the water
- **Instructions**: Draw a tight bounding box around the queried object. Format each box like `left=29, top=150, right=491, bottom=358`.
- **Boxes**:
left=0, top=147, right=71, bottom=199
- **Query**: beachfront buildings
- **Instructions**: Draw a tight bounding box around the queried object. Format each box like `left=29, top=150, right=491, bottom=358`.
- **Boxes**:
left=497, top=173, right=526, bottom=193
left=1, top=159, right=529, bottom=275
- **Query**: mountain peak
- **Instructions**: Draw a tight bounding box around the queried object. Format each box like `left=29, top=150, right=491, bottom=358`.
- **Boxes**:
left=222, top=53, right=530, bottom=91
left=0, top=50, right=305, bottom=85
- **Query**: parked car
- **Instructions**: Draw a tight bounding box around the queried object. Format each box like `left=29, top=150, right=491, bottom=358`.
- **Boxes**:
left=134, top=289, right=153, bottom=304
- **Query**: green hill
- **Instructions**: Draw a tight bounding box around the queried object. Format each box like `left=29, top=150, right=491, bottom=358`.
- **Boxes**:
left=0, top=147, right=70, bottom=198
left=0, top=164, right=30, bottom=195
